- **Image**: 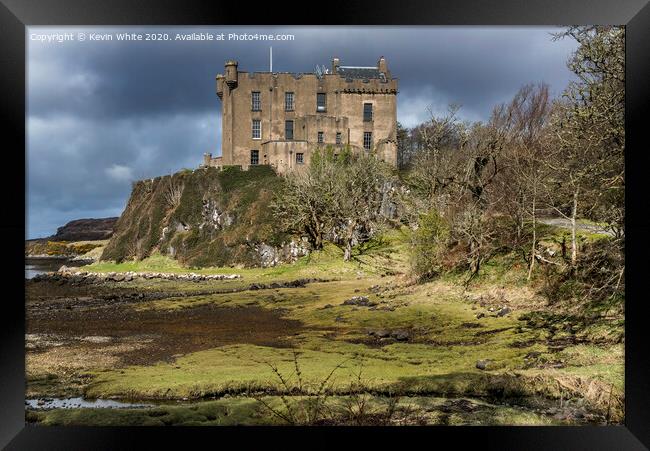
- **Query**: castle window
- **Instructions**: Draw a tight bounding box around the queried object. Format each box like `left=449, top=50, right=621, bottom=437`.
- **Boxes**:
left=317, top=131, right=324, bottom=144
left=363, top=103, right=373, bottom=122
left=252, top=119, right=261, bottom=139
left=251, top=91, right=261, bottom=111
left=250, top=150, right=259, bottom=165
left=296, top=153, right=304, bottom=164
left=285, top=120, right=294, bottom=140
left=336, top=132, right=342, bottom=145
left=285, top=92, right=294, bottom=111
left=317, top=93, right=326, bottom=112
left=363, top=132, right=372, bottom=150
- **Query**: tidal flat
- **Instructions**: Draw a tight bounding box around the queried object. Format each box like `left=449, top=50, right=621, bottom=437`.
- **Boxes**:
left=25, top=235, right=624, bottom=426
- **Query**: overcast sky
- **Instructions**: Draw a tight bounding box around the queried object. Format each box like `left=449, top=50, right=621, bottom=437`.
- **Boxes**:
left=26, top=26, right=578, bottom=239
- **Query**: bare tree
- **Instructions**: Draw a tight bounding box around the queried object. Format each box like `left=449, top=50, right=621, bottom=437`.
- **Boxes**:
left=273, top=146, right=396, bottom=261
left=543, top=26, right=625, bottom=267
left=499, top=83, right=552, bottom=279
left=331, top=151, right=395, bottom=261
left=271, top=148, right=341, bottom=250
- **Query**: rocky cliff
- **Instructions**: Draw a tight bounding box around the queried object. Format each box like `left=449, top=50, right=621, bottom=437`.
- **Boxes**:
left=101, top=166, right=308, bottom=268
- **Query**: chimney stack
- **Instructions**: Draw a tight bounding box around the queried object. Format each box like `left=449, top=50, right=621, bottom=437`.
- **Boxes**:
left=332, top=57, right=340, bottom=73
left=377, top=56, right=387, bottom=74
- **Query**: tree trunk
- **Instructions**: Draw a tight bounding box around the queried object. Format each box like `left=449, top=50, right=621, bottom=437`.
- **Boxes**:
left=469, top=239, right=480, bottom=276
left=570, top=188, right=579, bottom=267
left=527, top=192, right=537, bottom=281
left=343, top=240, right=352, bottom=261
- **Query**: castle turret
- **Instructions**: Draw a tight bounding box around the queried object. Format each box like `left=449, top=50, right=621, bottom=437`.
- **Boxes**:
left=216, top=74, right=224, bottom=99
left=225, top=60, right=238, bottom=89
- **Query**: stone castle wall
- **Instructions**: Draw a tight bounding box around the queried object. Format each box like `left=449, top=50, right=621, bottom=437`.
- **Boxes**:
left=204, top=57, right=398, bottom=174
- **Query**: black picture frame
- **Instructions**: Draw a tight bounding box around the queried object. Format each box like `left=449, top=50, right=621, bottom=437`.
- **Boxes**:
left=2, top=0, right=649, bottom=448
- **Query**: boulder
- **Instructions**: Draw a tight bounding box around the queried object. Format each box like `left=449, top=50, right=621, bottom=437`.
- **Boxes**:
left=368, top=329, right=391, bottom=338
left=391, top=330, right=410, bottom=341
left=342, top=296, right=377, bottom=307
left=496, top=306, right=512, bottom=317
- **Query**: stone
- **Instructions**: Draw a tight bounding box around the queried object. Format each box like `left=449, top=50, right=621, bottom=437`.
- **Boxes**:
left=391, top=330, right=410, bottom=341
left=476, top=359, right=492, bottom=370
left=496, top=307, right=512, bottom=317
left=342, top=296, right=376, bottom=307
left=368, top=329, right=391, bottom=338
left=476, top=312, right=485, bottom=319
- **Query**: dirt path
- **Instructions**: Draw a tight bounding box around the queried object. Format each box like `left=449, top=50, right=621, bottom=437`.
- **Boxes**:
left=538, top=217, right=614, bottom=236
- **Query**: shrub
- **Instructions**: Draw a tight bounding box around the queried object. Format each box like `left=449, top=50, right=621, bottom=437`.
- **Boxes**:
left=411, top=208, right=450, bottom=280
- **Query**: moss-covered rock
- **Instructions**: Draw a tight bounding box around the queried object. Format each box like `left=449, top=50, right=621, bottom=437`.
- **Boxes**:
left=101, top=166, right=298, bottom=267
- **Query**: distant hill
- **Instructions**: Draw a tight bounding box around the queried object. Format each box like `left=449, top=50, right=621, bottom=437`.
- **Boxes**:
left=49, top=217, right=118, bottom=241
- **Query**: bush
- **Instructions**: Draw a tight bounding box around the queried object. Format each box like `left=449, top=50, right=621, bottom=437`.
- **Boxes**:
left=411, top=208, right=450, bottom=280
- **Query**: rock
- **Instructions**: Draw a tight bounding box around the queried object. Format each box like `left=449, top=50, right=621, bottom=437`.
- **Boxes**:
left=441, top=399, right=479, bottom=413
left=342, top=296, right=377, bottom=307
left=334, top=316, right=346, bottom=323
left=391, top=330, right=410, bottom=341
left=113, top=273, right=125, bottom=282
left=476, top=359, right=492, bottom=370
left=476, top=312, right=485, bottom=319
left=321, top=304, right=334, bottom=309
left=496, top=307, right=512, bottom=317
left=368, top=329, right=391, bottom=338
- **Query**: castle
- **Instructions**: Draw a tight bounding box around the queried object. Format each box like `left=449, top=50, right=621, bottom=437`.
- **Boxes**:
left=202, top=56, right=398, bottom=174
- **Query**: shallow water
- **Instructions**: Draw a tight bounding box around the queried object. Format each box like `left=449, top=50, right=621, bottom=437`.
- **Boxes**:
left=25, top=397, right=153, bottom=410
left=25, top=258, right=88, bottom=279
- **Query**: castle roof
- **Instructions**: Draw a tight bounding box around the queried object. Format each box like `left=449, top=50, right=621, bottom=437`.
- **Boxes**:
left=335, top=66, right=385, bottom=80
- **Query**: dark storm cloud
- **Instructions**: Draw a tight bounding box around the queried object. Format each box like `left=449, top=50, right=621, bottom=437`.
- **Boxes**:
left=27, top=26, right=578, bottom=238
